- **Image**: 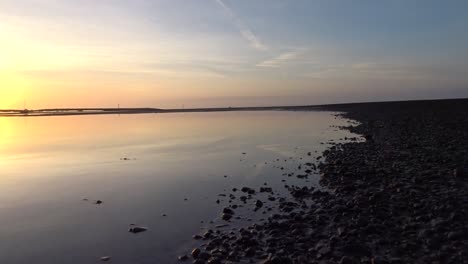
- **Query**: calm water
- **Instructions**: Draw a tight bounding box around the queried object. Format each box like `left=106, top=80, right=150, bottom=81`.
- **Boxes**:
left=0, top=111, right=356, bottom=264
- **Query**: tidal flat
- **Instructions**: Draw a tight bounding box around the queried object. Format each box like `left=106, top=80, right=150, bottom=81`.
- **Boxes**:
left=184, top=99, right=467, bottom=264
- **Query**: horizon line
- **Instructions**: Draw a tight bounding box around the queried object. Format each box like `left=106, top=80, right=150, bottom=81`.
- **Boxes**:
left=1, top=96, right=468, bottom=112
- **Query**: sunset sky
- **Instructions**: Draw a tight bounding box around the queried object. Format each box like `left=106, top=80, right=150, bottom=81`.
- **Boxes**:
left=1, top=0, right=467, bottom=109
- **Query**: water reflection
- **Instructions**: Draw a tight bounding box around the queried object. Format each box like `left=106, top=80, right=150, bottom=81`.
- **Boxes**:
left=0, top=111, right=356, bottom=264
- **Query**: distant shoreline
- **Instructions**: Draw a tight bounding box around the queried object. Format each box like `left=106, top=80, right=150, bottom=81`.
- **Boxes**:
left=1, top=98, right=466, bottom=117
left=0, top=106, right=324, bottom=117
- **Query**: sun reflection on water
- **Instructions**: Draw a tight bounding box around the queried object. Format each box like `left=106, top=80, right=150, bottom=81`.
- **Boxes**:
left=0, top=118, right=12, bottom=145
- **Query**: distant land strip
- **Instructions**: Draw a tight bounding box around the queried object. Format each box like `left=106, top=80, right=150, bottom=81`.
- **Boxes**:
left=0, top=98, right=467, bottom=117
left=0, top=106, right=323, bottom=117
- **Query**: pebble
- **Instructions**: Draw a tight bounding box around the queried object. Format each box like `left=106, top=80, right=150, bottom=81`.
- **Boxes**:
left=100, top=256, right=111, bottom=262
left=128, top=226, right=148, bottom=234
left=191, top=248, right=201, bottom=258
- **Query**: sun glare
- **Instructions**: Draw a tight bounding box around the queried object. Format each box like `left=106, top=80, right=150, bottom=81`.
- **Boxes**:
left=0, top=80, right=25, bottom=109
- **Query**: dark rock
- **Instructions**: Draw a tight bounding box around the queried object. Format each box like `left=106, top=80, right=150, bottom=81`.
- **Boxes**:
left=197, top=252, right=211, bottom=260
left=342, top=242, right=370, bottom=256
left=128, top=226, right=147, bottom=234
left=241, top=187, right=256, bottom=194
left=255, top=200, right=264, bottom=208
left=100, top=256, right=111, bottom=262
left=270, top=256, right=293, bottom=264
left=245, top=247, right=256, bottom=257
left=221, top=214, right=232, bottom=221
left=222, top=207, right=235, bottom=215
left=207, top=258, right=221, bottom=264
left=191, top=248, right=201, bottom=258
left=447, top=230, right=465, bottom=240
left=339, top=256, right=354, bottom=264
left=260, top=187, right=273, bottom=193
left=454, top=167, right=466, bottom=178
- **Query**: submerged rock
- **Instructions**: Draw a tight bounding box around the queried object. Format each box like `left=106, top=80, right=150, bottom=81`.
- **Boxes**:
left=100, top=256, right=111, bottom=262
left=128, top=226, right=148, bottom=234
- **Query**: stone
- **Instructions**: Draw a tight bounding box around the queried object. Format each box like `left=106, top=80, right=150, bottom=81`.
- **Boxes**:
left=255, top=200, right=264, bottom=208
left=223, top=207, right=235, bottom=215
left=191, top=248, right=201, bottom=258
left=221, top=214, right=232, bottom=221
left=128, top=226, right=148, bottom=234
left=100, top=256, right=111, bottom=261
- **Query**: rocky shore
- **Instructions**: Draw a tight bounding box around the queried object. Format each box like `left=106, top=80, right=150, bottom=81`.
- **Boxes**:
left=181, top=99, right=468, bottom=264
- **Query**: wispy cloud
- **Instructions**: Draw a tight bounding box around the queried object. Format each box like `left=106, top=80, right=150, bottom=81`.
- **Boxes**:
left=303, top=62, right=436, bottom=81
left=256, top=50, right=304, bottom=68
left=215, top=0, right=267, bottom=51
left=303, top=64, right=345, bottom=79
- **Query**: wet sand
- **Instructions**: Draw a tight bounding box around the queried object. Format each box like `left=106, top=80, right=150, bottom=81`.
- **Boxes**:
left=180, top=98, right=468, bottom=263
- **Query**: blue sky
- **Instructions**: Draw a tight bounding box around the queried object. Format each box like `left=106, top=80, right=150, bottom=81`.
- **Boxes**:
left=0, top=0, right=467, bottom=108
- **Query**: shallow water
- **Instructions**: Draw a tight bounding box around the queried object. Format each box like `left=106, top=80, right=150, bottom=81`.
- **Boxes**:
left=0, top=111, right=356, bottom=264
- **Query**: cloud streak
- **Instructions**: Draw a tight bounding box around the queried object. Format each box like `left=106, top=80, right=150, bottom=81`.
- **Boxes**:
left=303, top=62, right=441, bottom=81
left=257, top=52, right=297, bottom=68
left=256, top=50, right=304, bottom=68
left=215, top=0, right=267, bottom=51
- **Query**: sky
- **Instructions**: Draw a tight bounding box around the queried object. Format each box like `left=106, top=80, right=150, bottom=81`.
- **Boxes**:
left=1, top=0, right=468, bottom=109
